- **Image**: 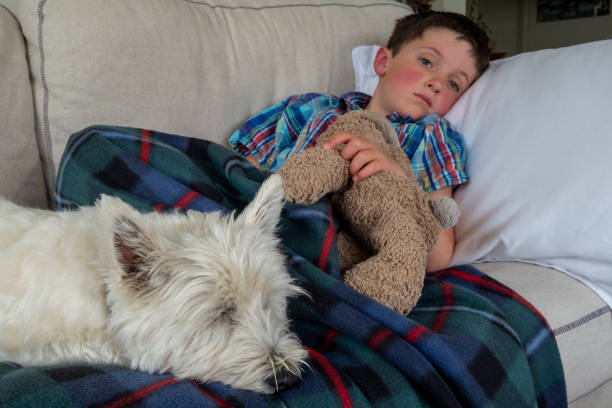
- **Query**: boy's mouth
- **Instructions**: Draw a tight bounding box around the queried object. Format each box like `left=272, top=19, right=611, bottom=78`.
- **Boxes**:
left=414, top=93, right=432, bottom=107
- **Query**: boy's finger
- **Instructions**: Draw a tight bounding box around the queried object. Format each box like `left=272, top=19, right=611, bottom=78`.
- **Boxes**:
left=348, top=149, right=376, bottom=175
left=340, top=138, right=378, bottom=161
left=353, top=162, right=382, bottom=182
left=339, top=141, right=361, bottom=161
left=322, top=132, right=358, bottom=149
left=341, top=141, right=376, bottom=161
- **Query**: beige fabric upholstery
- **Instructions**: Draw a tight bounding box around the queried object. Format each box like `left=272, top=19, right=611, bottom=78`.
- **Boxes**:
left=0, top=6, right=47, bottom=208
left=1, top=0, right=410, bottom=200
left=478, top=262, right=612, bottom=404
left=570, top=378, right=612, bottom=408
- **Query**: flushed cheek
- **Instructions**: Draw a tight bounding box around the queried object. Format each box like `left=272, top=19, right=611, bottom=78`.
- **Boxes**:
left=433, top=94, right=456, bottom=115
left=391, top=67, right=423, bottom=87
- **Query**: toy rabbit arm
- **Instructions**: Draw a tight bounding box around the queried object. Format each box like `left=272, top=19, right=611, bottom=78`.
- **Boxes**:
left=278, top=147, right=350, bottom=205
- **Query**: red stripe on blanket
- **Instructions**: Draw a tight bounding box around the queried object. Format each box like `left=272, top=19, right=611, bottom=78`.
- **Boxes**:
left=318, top=328, right=338, bottom=353
left=368, top=328, right=393, bottom=350
left=439, top=268, right=546, bottom=321
left=174, top=190, right=199, bottom=209
left=317, top=204, right=335, bottom=271
left=140, top=129, right=151, bottom=163
left=102, top=377, right=179, bottom=408
left=432, top=281, right=453, bottom=332
left=405, top=325, right=428, bottom=343
left=307, top=347, right=352, bottom=408
left=191, top=381, right=232, bottom=408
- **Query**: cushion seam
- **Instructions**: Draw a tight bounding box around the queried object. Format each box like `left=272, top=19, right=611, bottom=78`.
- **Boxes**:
left=179, top=1, right=410, bottom=11
left=553, top=306, right=611, bottom=336
left=37, top=0, right=55, bottom=199
left=569, top=375, right=612, bottom=404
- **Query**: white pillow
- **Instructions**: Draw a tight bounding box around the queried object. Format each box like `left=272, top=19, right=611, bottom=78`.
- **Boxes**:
left=352, top=45, right=380, bottom=95
left=352, top=40, right=612, bottom=308
left=446, top=40, right=612, bottom=308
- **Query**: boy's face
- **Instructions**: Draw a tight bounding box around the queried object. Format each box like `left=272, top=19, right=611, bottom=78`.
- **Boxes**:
left=368, top=27, right=479, bottom=120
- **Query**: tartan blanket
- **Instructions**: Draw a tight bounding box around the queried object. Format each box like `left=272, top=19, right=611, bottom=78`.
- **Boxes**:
left=0, top=125, right=566, bottom=407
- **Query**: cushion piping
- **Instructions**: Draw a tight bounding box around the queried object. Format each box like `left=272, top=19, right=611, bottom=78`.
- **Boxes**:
left=553, top=306, right=611, bottom=336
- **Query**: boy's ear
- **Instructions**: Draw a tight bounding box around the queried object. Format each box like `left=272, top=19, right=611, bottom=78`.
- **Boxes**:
left=373, top=46, right=391, bottom=76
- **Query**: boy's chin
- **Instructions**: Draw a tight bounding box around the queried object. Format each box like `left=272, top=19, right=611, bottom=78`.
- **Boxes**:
left=399, top=110, right=426, bottom=121
left=395, top=105, right=431, bottom=120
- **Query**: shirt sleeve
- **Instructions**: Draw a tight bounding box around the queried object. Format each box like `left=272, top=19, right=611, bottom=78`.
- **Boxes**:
left=229, top=96, right=294, bottom=170
left=412, top=115, right=468, bottom=193
left=228, top=93, right=326, bottom=171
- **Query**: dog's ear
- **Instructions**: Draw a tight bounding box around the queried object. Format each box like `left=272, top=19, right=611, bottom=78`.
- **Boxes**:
left=97, top=195, right=158, bottom=293
left=112, top=215, right=158, bottom=293
left=239, top=174, right=284, bottom=235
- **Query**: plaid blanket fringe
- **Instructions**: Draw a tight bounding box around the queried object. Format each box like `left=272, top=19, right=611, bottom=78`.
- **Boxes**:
left=0, top=126, right=566, bottom=407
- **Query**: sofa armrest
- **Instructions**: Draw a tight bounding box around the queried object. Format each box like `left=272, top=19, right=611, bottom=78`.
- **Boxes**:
left=0, top=6, right=47, bottom=208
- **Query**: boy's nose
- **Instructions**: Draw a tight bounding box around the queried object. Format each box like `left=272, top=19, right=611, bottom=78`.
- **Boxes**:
left=427, top=81, right=440, bottom=94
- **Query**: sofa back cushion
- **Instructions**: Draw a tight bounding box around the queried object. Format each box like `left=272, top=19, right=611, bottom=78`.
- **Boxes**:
left=0, top=6, right=48, bottom=208
left=0, top=0, right=411, bottom=201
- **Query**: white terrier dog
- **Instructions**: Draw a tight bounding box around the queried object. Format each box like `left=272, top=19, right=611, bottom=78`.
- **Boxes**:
left=0, top=174, right=308, bottom=393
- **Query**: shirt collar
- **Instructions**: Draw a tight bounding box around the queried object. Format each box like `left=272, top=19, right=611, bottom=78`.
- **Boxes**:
left=388, top=111, right=415, bottom=124
left=340, top=92, right=419, bottom=124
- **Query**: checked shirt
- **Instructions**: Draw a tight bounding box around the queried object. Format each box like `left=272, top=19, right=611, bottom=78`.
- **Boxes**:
left=229, top=92, right=468, bottom=193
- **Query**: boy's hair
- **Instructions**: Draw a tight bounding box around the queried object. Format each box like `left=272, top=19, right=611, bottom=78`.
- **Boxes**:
left=387, top=11, right=491, bottom=76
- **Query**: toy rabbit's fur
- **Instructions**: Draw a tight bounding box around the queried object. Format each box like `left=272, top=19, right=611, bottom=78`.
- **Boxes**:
left=278, top=110, right=459, bottom=314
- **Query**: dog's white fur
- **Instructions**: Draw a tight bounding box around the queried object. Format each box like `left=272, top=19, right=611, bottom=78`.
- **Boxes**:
left=0, top=174, right=308, bottom=393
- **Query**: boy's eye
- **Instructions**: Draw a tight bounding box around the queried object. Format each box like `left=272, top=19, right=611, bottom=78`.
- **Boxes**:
left=419, top=58, right=432, bottom=67
left=448, top=80, right=460, bottom=92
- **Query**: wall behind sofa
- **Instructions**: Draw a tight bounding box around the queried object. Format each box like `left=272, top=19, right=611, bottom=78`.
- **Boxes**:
left=477, top=0, right=612, bottom=56
left=522, top=0, right=612, bottom=51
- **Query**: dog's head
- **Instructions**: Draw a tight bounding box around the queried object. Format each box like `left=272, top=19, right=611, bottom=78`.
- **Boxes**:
left=97, top=174, right=308, bottom=393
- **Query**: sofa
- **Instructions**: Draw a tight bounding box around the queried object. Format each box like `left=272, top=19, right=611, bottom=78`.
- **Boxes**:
left=0, top=0, right=610, bottom=406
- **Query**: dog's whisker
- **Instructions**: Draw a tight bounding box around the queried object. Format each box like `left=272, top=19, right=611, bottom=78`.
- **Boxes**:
left=279, top=357, right=294, bottom=374
left=269, top=355, right=279, bottom=391
left=273, top=353, right=305, bottom=378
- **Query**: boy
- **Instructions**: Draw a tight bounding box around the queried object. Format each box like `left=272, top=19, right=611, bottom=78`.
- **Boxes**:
left=229, top=11, right=490, bottom=272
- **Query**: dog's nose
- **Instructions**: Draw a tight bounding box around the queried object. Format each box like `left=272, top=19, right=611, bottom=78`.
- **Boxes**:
left=266, top=368, right=299, bottom=391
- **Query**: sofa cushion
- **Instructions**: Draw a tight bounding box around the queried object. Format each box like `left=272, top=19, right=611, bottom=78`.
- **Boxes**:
left=0, top=6, right=47, bottom=208
left=478, top=262, right=612, bottom=404
left=0, top=0, right=411, bottom=203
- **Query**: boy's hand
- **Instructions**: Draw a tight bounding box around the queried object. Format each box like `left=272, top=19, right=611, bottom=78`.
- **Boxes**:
left=322, top=131, right=407, bottom=182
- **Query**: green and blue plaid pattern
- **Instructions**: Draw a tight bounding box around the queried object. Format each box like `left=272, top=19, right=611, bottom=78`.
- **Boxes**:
left=0, top=125, right=565, bottom=407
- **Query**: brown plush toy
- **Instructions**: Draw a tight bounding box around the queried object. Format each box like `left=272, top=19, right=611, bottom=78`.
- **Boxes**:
left=278, top=110, right=459, bottom=314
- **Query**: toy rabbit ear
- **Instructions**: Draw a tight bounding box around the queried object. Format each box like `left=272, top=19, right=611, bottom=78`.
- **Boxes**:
left=239, top=174, right=284, bottom=235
